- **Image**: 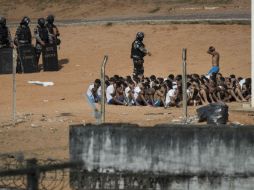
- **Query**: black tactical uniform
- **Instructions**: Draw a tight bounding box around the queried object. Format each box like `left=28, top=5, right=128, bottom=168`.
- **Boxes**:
left=0, top=17, right=13, bottom=49
left=34, top=18, right=52, bottom=64
left=46, top=15, right=61, bottom=46
left=14, top=16, right=32, bottom=72
left=130, top=32, right=150, bottom=78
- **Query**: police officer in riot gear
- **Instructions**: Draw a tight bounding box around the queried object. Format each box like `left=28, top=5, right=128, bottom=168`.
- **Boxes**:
left=14, top=17, right=31, bottom=46
left=14, top=16, right=32, bottom=72
left=0, top=16, right=13, bottom=49
left=46, top=14, right=60, bottom=46
left=34, top=17, right=52, bottom=65
left=130, top=32, right=151, bottom=78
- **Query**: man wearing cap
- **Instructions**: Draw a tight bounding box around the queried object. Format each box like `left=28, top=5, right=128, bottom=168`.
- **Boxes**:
left=130, top=32, right=151, bottom=78
left=207, top=46, right=220, bottom=77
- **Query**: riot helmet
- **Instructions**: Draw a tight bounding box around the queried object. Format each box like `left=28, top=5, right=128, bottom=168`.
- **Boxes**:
left=136, top=32, right=144, bottom=41
left=0, top=16, right=6, bottom=27
left=46, top=14, right=54, bottom=24
left=21, top=16, right=30, bottom=26
left=38, top=18, right=46, bottom=27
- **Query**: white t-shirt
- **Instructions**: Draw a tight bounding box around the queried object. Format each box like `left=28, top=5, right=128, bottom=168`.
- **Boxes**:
left=150, top=81, right=155, bottom=88
left=106, top=84, right=114, bottom=103
left=97, top=86, right=101, bottom=97
left=172, top=81, right=178, bottom=90
left=239, top=79, right=246, bottom=89
left=125, top=86, right=131, bottom=97
left=187, top=89, right=191, bottom=97
left=134, top=86, right=141, bottom=100
left=86, top=84, right=94, bottom=97
left=165, top=89, right=176, bottom=105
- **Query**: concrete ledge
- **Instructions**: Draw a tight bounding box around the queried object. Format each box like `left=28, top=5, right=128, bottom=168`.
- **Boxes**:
left=70, top=123, right=254, bottom=190
left=70, top=123, right=254, bottom=174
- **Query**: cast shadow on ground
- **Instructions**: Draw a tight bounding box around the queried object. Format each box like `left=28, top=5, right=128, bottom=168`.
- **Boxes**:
left=38, top=58, right=69, bottom=72
left=58, top=58, right=69, bottom=70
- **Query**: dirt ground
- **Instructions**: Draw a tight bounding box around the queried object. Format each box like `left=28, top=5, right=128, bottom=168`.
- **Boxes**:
left=0, top=0, right=252, bottom=187
left=0, top=23, right=252, bottom=160
left=0, top=0, right=251, bottom=21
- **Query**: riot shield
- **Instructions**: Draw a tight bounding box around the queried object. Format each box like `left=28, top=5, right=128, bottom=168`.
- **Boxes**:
left=18, top=44, right=37, bottom=73
left=0, top=48, right=13, bottom=74
left=42, top=43, right=59, bottom=71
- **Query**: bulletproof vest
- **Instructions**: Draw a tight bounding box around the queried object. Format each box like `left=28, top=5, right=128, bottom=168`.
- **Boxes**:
left=0, top=26, right=9, bottom=45
left=37, top=26, right=49, bottom=43
left=17, top=25, right=31, bottom=43
left=131, top=40, right=145, bottom=59
left=46, top=23, right=54, bottom=35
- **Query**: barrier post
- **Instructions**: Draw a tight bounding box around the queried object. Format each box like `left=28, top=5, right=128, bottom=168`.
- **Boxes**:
left=100, top=55, right=108, bottom=124
left=252, top=1, right=254, bottom=108
left=27, top=158, right=39, bottom=190
left=12, top=48, right=17, bottom=126
left=182, top=48, right=188, bottom=122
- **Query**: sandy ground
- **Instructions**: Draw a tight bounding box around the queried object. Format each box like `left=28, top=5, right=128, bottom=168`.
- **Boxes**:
left=0, top=0, right=251, bottom=21
left=0, top=3, right=252, bottom=190
left=0, top=23, right=252, bottom=161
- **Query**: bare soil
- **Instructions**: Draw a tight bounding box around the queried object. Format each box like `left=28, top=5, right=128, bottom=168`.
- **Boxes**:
left=0, top=1, right=252, bottom=188
left=0, top=23, right=252, bottom=160
left=0, top=0, right=250, bottom=21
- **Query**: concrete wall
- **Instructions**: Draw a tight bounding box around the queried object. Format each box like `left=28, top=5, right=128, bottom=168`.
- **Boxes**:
left=70, top=123, right=254, bottom=190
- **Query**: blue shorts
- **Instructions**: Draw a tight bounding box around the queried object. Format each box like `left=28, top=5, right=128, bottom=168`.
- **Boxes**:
left=207, top=66, right=219, bottom=75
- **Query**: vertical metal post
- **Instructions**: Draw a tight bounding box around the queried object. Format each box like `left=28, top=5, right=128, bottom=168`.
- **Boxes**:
left=27, top=158, right=39, bottom=190
left=100, top=55, right=108, bottom=124
left=12, top=48, right=16, bottom=126
left=182, top=48, right=188, bottom=122
left=251, top=0, right=254, bottom=108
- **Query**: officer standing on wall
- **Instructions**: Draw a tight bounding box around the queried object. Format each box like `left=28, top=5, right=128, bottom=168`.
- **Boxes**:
left=0, top=16, right=13, bottom=49
left=46, top=15, right=61, bottom=46
left=14, top=16, right=32, bottom=73
left=34, top=17, right=51, bottom=65
left=130, top=32, right=151, bottom=78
